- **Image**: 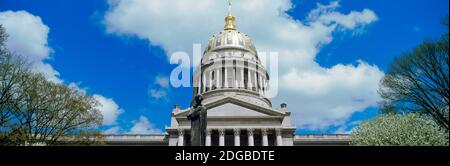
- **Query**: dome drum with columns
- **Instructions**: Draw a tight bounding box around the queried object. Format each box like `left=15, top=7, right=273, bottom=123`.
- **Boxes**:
left=166, top=2, right=296, bottom=146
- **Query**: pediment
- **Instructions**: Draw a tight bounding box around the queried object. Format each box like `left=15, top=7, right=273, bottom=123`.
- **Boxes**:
left=207, top=103, right=269, bottom=117
left=174, top=96, right=284, bottom=117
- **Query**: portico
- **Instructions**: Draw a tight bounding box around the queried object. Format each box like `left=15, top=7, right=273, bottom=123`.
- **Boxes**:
left=172, top=128, right=290, bottom=146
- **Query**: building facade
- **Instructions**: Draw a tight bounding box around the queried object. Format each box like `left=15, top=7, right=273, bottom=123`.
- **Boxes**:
left=102, top=134, right=350, bottom=146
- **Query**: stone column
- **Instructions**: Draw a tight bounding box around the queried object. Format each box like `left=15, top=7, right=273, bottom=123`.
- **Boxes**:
left=177, top=129, right=184, bottom=146
left=275, top=128, right=283, bottom=146
left=233, top=67, right=239, bottom=88
left=240, top=68, right=244, bottom=88
left=254, top=71, right=258, bottom=91
left=257, top=74, right=261, bottom=94
left=209, top=70, right=213, bottom=90
left=202, top=74, right=206, bottom=93
left=261, top=128, right=268, bottom=146
left=216, top=69, right=220, bottom=89
left=265, top=79, right=268, bottom=95
left=219, top=128, right=225, bottom=146
left=247, top=128, right=254, bottom=146
left=233, top=128, right=240, bottom=146
left=205, top=129, right=212, bottom=146
left=247, top=70, right=252, bottom=90
left=224, top=68, right=228, bottom=88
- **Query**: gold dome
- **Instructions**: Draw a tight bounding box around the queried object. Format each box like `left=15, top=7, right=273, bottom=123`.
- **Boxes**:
left=224, top=14, right=237, bottom=31
left=224, top=0, right=236, bottom=30
left=204, top=0, right=257, bottom=54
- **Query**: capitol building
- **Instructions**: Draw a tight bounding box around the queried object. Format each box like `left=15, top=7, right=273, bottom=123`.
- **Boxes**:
left=103, top=3, right=351, bottom=146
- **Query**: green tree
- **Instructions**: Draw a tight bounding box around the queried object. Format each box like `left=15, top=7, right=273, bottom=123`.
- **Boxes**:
left=351, top=113, right=448, bottom=146
left=1, top=25, right=30, bottom=138
left=0, top=25, right=103, bottom=146
left=378, top=23, right=449, bottom=130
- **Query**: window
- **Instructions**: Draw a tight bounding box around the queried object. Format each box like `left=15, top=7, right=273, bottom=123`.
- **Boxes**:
left=216, top=38, right=221, bottom=46
left=222, top=60, right=226, bottom=88
left=244, top=62, right=248, bottom=89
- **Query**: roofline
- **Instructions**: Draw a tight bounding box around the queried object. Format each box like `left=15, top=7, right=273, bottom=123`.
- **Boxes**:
left=173, top=96, right=282, bottom=117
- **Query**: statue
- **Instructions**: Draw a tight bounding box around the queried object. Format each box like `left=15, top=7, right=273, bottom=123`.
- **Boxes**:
left=187, top=95, right=207, bottom=146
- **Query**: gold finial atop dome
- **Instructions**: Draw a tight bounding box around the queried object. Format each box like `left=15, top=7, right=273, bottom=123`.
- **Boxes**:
left=224, top=0, right=236, bottom=30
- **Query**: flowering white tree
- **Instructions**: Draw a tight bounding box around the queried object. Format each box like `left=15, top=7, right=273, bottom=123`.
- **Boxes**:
left=351, top=113, right=448, bottom=146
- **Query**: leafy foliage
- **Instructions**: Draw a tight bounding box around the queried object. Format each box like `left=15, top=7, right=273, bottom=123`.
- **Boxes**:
left=0, top=25, right=103, bottom=146
left=351, top=113, right=449, bottom=146
left=379, top=24, right=449, bottom=130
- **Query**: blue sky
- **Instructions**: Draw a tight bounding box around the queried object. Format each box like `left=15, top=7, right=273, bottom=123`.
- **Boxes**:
left=0, top=0, right=448, bottom=134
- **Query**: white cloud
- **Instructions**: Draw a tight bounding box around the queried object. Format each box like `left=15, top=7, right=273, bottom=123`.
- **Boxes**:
left=155, top=75, right=169, bottom=88
left=334, top=120, right=362, bottom=134
left=0, top=10, right=60, bottom=83
left=307, top=1, right=378, bottom=30
left=280, top=61, right=384, bottom=129
left=148, top=75, right=170, bottom=100
left=69, top=83, right=125, bottom=127
left=93, top=94, right=125, bottom=126
left=1, top=10, right=126, bottom=129
left=104, top=126, right=121, bottom=134
left=149, top=89, right=167, bottom=99
left=69, top=86, right=126, bottom=131
left=102, top=116, right=162, bottom=134
left=129, top=116, right=162, bottom=134
left=103, top=0, right=383, bottom=130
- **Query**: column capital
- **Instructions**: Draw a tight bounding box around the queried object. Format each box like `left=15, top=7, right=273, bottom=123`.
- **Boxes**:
left=261, top=128, right=269, bottom=146
left=218, top=128, right=226, bottom=136
left=233, top=128, right=240, bottom=136
left=206, top=128, right=212, bottom=136
left=261, top=128, right=268, bottom=136
left=247, top=128, right=254, bottom=136
left=178, top=129, right=184, bottom=136
left=275, top=128, right=282, bottom=136
left=219, top=128, right=225, bottom=146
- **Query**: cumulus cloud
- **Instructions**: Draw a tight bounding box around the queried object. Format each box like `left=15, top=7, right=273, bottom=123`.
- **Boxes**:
left=129, top=116, right=162, bottom=134
left=69, top=83, right=125, bottom=126
left=0, top=10, right=60, bottom=83
left=103, top=126, right=121, bottom=134
left=281, top=61, right=384, bottom=129
left=103, top=0, right=383, bottom=130
left=149, top=89, right=167, bottom=99
left=1, top=10, right=126, bottom=129
left=93, top=94, right=125, bottom=126
left=102, top=116, right=162, bottom=134
left=307, top=1, right=378, bottom=30
left=335, top=120, right=363, bottom=134
left=148, top=75, right=170, bottom=100
left=155, top=75, right=170, bottom=88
